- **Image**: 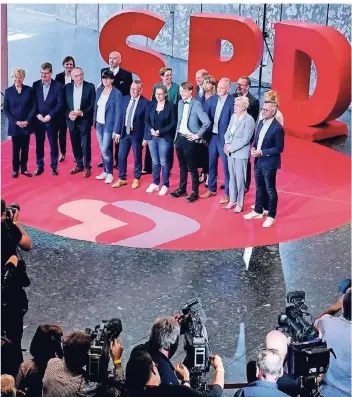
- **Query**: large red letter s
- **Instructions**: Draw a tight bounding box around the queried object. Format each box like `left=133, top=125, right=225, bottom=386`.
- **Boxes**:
left=272, top=21, right=351, bottom=141
left=99, top=10, right=166, bottom=99
left=188, top=14, right=263, bottom=84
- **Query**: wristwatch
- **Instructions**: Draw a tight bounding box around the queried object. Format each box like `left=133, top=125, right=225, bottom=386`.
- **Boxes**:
left=181, top=380, right=190, bottom=385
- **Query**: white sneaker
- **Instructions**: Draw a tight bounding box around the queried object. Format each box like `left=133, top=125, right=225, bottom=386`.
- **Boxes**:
left=158, top=186, right=168, bottom=196
left=262, top=217, right=276, bottom=228
left=96, top=172, right=107, bottom=180
left=250, top=205, right=268, bottom=216
left=243, top=210, right=264, bottom=220
left=105, top=174, right=114, bottom=184
left=146, top=183, right=159, bottom=193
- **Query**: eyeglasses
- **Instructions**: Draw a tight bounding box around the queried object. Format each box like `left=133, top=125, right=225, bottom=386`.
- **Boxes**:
left=237, top=83, right=247, bottom=87
left=262, top=108, right=270, bottom=113
left=40, top=71, right=51, bottom=76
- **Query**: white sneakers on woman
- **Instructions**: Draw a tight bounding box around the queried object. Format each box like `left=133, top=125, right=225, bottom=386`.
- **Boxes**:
left=146, top=184, right=168, bottom=196
left=96, top=172, right=113, bottom=184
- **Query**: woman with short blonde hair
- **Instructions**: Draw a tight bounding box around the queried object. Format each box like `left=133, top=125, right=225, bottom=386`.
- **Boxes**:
left=259, top=90, right=284, bottom=126
left=3, top=67, right=36, bottom=178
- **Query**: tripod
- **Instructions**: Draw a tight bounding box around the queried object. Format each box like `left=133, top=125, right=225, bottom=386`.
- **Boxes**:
left=252, top=3, right=274, bottom=91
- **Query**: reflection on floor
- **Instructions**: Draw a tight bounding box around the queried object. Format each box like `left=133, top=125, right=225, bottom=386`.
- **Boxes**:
left=3, top=6, right=352, bottom=390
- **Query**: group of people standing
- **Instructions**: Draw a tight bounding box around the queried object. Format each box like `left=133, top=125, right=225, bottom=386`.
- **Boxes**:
left=3, top=50, right=284, bottom=227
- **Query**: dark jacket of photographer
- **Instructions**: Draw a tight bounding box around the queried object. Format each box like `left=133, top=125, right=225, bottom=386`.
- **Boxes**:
left=144, top=342, right=179, bottom=386
left=134, top=384, right=222, bottom=397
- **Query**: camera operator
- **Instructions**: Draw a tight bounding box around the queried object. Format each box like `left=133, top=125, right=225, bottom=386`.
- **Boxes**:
left=246, top=331, right=299, bottom=397
left=1, top=199, right=32, bottom=374
left=144, top=316, right=180, bottom=385
left=125, top=345, right=224, bottom=397
left=237, top=348, right=288, bottom=397
left=315, top=288, right=351, bottom=397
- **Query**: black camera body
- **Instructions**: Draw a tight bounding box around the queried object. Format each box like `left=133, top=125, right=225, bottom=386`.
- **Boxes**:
left=180, top=299, right=211, bottom=391
left=84, top=318, right=122, bottom=383
left=278, top=291, right=319, bottom=342
left=278, top=291, right=334, bottom=396
left=6, top=203, right=20, bottom=219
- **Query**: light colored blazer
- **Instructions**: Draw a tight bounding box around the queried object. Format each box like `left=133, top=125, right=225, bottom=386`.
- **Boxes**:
left=174, top=98, right=211, bottom=142
left=224, top=112, right=255, bottom=159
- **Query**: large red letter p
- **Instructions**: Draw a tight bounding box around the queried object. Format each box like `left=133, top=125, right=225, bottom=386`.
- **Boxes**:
left=272, top=21, right=351, bottom=141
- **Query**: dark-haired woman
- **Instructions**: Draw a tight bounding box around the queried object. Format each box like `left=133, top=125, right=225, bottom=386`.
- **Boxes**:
left=144, top=84, right=177, bottom=196
left=55, top=56, right=75, bottom=162
left=16, top=325, right=63, bottom=397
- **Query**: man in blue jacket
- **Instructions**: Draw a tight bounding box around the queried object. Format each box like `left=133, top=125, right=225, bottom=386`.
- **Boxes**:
left=32, top=62, right=63, bottom=176
left=244, top=101, right=284, bottom=228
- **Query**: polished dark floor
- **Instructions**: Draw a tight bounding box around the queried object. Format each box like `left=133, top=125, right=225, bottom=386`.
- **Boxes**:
left=2, top=6, right=351, bottom=390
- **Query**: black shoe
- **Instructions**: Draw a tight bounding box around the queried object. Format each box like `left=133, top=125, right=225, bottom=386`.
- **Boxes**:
left=34, top=168, right=44, bottom=176
left=12, top=171, right=19, bottom=178
left=97, top=162, right=103, bottom=167
left=170, top=189, right=187, bottom=198
left=186, top=192, right=199, bottom=203
left=244, top=186, right=250, bottom=194
left=59, top=153, right=66, bottom=162
left=21, top=170, right=33, bottom=177
left=52, top=168, right=59, bottom=176
left=220, top=184, right=225, bottom=190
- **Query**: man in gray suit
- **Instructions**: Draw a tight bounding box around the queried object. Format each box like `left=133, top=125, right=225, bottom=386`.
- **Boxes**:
left=224, top=96, right=255, bottom=212
left=170, top=82, right=211, bottom=203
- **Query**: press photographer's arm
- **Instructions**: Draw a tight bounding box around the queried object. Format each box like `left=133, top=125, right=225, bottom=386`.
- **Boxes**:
left=10, top=209, right=32, bottom=251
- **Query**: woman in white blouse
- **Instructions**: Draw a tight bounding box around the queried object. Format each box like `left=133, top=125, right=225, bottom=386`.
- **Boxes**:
left=93, top=70, right=123, bottom=184
left=224, top=97, right=256, bottom=213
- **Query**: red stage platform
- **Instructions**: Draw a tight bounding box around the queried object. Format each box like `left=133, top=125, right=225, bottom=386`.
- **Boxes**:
left=1, top=133, right=350, bottom=250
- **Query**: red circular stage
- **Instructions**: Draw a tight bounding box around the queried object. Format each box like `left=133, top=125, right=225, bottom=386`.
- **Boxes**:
left=1, top=134, right=350, bottom=250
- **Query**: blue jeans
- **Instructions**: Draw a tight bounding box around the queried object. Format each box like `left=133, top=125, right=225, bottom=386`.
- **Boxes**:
left=148, top=137, right=172, bottom=187
left=254, top=163, right=278, bottom=218
left=118, top=134, right=142, bottom=180
left=208, top=134, right=230, bottom=195
left=95, top=122, right=113, bottom=174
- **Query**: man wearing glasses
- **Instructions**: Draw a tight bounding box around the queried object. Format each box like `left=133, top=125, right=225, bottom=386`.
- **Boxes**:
left=32, top=62, right=63, bottom=176
left=234, top=77, right=260, bottom=193
left=244, top=102, right=285, bottom=228
left=64, top=67, right=96, bottom=178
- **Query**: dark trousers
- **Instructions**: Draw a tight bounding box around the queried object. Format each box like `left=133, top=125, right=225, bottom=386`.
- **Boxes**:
left=1, top=294, right=28, bottom=376
left=57, top=114, right=67, bottom=155
left=69, top=122, right=92, bottom=169
left=118, top=134, right=142, bottom=180
left=254, top=162, right=278, bottom=218
left=195, top=143, right=209, bottom=174
left=35, top=123, right=59, bottom=169
left=208, top=134, right=230, bottom=195
left=246, top=159, right=251, bottom=189
left=175, top=135, right=199, bottom=194
left=12, top=135, right=30, bottom=172
left=143, top=144, right=153, bottom=173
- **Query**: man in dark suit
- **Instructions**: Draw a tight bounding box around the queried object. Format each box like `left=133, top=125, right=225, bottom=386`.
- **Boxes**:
left=111, top=80, right=149, bottom=189
left=64, top=67, right=96, bottom=178
left=99, top=51, right=133, bottom=170
left=170, top=82, right=211, bottom=203
left=201, top=78, right=234, bottom=204
left=244, top=102, right=284, bottom=228
left=234, top=76, right=260, bottom=193
left=32, top=62, right=63, bottom=176
left=195, top=69, right=208, bottom=98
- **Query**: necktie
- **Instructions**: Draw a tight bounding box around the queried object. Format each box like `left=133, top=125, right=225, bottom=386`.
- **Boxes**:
left=126, top=99, right=136, bottom=134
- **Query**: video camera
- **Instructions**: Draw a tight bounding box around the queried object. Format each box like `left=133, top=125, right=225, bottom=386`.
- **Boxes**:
left=180, top=299, right=211, bottom=391
left=84, top=318, right=122, bottom=383
left=5, top=203, right=20, bottom=219
left=278, top=291, right=335, bottom=397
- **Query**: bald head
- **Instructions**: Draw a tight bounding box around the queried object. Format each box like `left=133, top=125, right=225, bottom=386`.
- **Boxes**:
left=109, top=51, right=122, bottom=69
left=265, top=330, right=288, bottom=363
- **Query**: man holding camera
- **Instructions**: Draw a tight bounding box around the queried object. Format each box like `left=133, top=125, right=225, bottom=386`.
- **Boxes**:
left=315, top=288, right=351, bottom=397
left=125, top=346, right=224, bottom=397
left=1, top=199, right=32, bottom=373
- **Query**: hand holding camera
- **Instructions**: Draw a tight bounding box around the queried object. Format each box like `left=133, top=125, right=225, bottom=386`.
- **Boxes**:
left=174, top=363, right=190, bottom=382
left=110, top=338, right=123, bottom=362
left=209, top=355, right=224, bottom=371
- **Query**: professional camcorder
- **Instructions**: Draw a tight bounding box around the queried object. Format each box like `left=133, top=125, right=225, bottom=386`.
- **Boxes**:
left=84, top=318, right=122, bottom=383
left=180, top=299, right=211, bottom=391
left=278, top=291, right=335, bottom=397
left=5, top=203, right=20, bottom=219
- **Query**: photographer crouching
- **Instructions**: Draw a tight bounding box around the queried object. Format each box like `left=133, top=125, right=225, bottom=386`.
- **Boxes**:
left=1, top=199, right=32, bottom=375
